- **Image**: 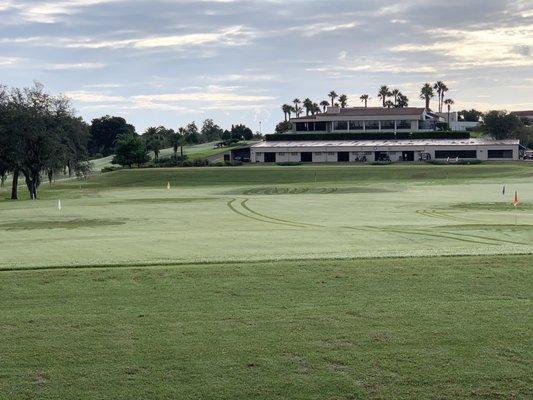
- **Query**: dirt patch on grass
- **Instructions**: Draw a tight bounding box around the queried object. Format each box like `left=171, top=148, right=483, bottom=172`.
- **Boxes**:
left=0, top=218, right=127, bottom=230
left=33, top=371, right=48, bottom=386
left=110, top=197, right=218, bottom=204
left=223, top=186, right=398, bottom=196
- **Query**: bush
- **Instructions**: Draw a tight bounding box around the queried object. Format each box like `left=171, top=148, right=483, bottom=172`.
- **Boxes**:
left=370, top=161, right=393, bottom=165
left=276, top=162, right=302, bottom=166
left=192, top=158, right=209, bottom=167
left=101, top=166, right=122, bottom=173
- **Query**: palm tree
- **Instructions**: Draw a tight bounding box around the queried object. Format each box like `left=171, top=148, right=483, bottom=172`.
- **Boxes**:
left=320, top=100, right=330, bottom=112
left=391, top=89, right=400, bottom=106
left=312, top=103, right=321, bottom=115
left=281, top=104, right=291, bottom=121
left=377, top=85, right=390, bottom=107
left=444, top=98, right=454, bottom=125
left=419, top=83, right=434, bottom=110
left=328, top=91, right=338, bottom=106
left=293, top=98, right=301, bottom=116
left=396, top=92, right=409, bottom=108
left=433, top=81, right=448, bottom=113
left=288, top=105, right=296, bottom=119
left=303, top=98, right=313, bottom=116
left=359, top=94, right=370, bottom=107
left=384, top=100, right=394, bottom=108
left=338, top=94, right=348, bottom=108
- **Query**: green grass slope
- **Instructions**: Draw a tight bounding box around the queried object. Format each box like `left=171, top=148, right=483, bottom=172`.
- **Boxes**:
left=1, top=255, right=531, bottom=399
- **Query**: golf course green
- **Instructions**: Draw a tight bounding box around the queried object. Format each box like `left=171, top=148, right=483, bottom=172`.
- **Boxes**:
left=1, top=163, right=532, bottom=399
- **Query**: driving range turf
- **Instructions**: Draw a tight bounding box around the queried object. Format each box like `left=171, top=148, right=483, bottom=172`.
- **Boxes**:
left=1, top=163, right=532, bottom=399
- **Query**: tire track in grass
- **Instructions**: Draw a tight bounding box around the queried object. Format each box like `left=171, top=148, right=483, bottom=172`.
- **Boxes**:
left=240, top=199, right=322, bottom=228
left=226, top=198, right=305, bottom=228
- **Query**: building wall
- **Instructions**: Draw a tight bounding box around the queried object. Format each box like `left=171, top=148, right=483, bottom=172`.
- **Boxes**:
left=251, top=144, right=519, bottom=163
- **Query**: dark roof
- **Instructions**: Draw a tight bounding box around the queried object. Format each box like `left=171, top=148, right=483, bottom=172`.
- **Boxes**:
left=291, top=107, right=426, bottom=120
left=510, top=110, right=533, bottom=117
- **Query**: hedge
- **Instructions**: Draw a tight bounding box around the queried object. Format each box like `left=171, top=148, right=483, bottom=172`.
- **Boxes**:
left=265, top=131, right=470, bottom=141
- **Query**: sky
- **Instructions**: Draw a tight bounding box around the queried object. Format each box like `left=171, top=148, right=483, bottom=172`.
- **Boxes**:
left=0, top=0, right=532, bottom=134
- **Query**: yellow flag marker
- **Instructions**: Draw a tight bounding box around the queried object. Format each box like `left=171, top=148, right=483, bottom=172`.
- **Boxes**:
left=167, top=182, right=171, bottom=190
left=512, top=190, right=519, bottom=207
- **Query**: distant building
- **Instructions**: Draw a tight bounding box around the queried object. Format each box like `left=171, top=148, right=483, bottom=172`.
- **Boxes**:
left=511, top=110, right=533, bottom=123
left=435, top=112, right=480, bottom=131
left=250, top=106, right=521, bottom=163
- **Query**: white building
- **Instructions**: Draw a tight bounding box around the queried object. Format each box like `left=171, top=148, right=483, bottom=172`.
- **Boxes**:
left=250, top=107, right=521, bottom=162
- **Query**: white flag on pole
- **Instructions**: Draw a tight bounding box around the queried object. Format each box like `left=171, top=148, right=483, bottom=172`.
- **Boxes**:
left=57, top=199, right=62, bottom=212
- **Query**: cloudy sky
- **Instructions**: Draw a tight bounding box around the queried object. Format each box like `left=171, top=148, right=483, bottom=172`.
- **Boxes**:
left=1, top=0, right=532, bottom=133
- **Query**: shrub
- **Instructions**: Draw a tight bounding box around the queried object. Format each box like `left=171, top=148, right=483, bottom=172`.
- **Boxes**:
left=101, top=166, right=122, bottom=173
left=276, top=162, right=302, bottom=166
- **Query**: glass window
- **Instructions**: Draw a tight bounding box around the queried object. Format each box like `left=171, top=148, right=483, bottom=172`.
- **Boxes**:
left=349, top=120, right=364, bottom=130
left=314, top=122, right=327, bottom=131
left=380, top=120, right=395, bottom=130
left=314, top=152, right=322, bottom=155
left=435, top=150, right=477, bottom=159
left=277, top=152, right=285, bottom=156
left=365, top=120, right=379, bottom=129
left=488, top=149, right=513, bottom=158
left=333, top=121, right=348, bottom=130
left=295, top=122, right=307, bottom=131
left=396, top=120, right=411, bottom=129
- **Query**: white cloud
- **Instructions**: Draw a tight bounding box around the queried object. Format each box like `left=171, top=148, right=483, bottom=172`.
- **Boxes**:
left=0, top=56, right=20, bottom=66
left=44, top=62, right=106, bottom=70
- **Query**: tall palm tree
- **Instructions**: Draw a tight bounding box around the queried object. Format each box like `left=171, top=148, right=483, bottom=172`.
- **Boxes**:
left=433, top=81, right=449, bottom=113
left=377, top=85, right=390, bottom=107
left=288, top=105, right=296, bottom=119
left=338, top=94, right=348, bottom=108
left=444, top=98, right=454, bottom=125
left=419, top=83, right=434, bottom=110
left=320, top=100, right=330, bottom=112
left=303, top=98, right=313, bottom=116
left=328, top=91, right=338, bottom=106
left=293, top=98, right=301, bottom=116
left=281, top=104, right=291, bottom=121
left=359, top=94, right=370, bottom=107
left=312, top=103, right=321, bottom=115
left=396, top=92, right=409, bottom=108
left=391, top=88, right=400, bottom=106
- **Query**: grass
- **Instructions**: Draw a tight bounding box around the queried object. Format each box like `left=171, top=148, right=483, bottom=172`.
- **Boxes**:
left=1, top=163, right=532, bottom=398
left=1, top=256, right=531, bottom=399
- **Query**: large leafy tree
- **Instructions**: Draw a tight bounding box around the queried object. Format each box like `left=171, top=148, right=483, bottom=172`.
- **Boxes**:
left=112, top=133, right=150, bottom=168
left=395, top=92, right=409, bottom=108
left=480, top=111, right=523, bottom=140
left=142, top=126, right=168, bottom=160
left=183, top=122, right=199, bottom=144
left=89, top=115, right=135, bottom=157
left=200, top=119, right=223, bottom=142
left=459, top=109, right=483, bottom=122
left=419, top=83, right=435, bottom=110
left=231, top=124, right=253, bottom=141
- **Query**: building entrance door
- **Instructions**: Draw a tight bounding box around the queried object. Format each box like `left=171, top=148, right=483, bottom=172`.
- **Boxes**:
left=300, top=152, right=313, bottom=162
left=264, top=152, right=276, bottom=162
left=374, top=151, right=389, bottom=161
left=337, top=152, right=349, bottom=162
left=402, top=151, right=414, bottom=161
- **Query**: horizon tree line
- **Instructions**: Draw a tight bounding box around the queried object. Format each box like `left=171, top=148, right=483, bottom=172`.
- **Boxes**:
left=281, top=81, right=455, bottom=120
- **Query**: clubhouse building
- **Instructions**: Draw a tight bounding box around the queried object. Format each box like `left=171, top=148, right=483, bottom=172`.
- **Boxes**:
left=251, top=107, right=520, bottom=163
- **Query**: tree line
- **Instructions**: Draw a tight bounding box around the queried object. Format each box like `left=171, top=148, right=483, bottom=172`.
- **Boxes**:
left=0, top=83, right=256, bottom=199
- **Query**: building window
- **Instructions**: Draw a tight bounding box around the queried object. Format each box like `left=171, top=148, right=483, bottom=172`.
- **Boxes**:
left=328, top=152, right=335, bottom=155
left=380, top=120, right=395, bottom=130
left=277, top=152, right=285, bottom=156
left=396, top=120, right=411, bottom=129
left=315, top=122, right=327, bottom=131
left=291, top=152, right=298, bottom=155
left=365, top=120, right=379, bottom=129
left=435, top=150, right=477, bottom=159
left=488, top=149, right=513, bottom=158
left=333, top=121, right=348, bottom=130
left=255, top=152, right=262, bottom=155
left=349, top=120, right=364, bottom=130
left=314, top=152, right=322, bottom=155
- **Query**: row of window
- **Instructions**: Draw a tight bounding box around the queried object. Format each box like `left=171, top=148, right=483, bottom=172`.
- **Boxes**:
left=295, top=120, right=413, bottom=131
left=256, top=149, right=513, bottom=159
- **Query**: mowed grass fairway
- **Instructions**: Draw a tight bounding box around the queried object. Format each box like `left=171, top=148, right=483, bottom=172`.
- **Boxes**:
left=1, top=164, right=532, bottom=399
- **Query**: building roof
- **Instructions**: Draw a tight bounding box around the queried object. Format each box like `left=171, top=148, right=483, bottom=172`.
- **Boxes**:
left=252, top=138, right=519, bottom=148
left=291, top=107, right=427, bottom=121
left=510, top=110, right=533, bottom=117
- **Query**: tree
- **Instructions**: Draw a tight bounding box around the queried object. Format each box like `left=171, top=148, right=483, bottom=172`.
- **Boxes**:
left=89, top=115, right=135, bottom=157
left=231, top=124, right=253, bottom=141
left=433, top=81, right=448, bottom=113
left=384, top=100, right=394, bottom=108
left=183, top=122, right=199, bottom=144
left=391, top=89, right=400, bottom=106
left=312, top=102, right=321, bottom=115
left=303, top=98, right=314, bottom=116
left=360, top=94, right=370, bottom=107
left=459, top=109, right=483, bottom=122
left=444, top=99, right=454, bottom=124
left=293, top=98, right=301, bottom=117
left=281, top=104, right=291, bottom=121
left=142, top=126, right=167, bottom=160
left=168, top=130, right=184, bottom=159
left=200, top=119, right=223, bottom=142
left=480, top=111, right=523, bottom=140
left=288, top=106, right=296, bottom=119
left=275, top=121, right=292, bottom=134
left=328, top=91, right=338, bottom=106
left=395, top=93, right=409, bottom=108
left=378, top=85, right=390, bottom=107
left=320, top=100, right=330, bottom=112
left=419, top=83, right=434, bottom=110
left=338, top=94, right=348, bottom=108
left=112, top=133, right=150, bottom=168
